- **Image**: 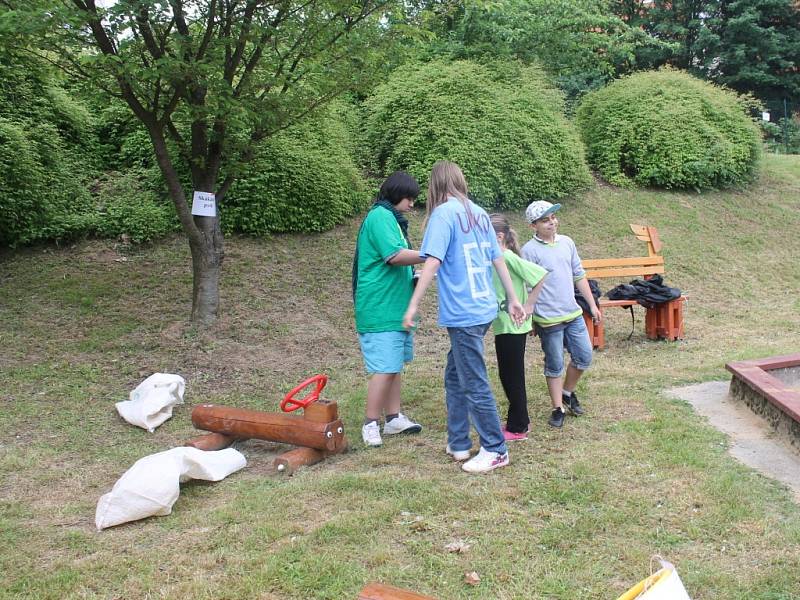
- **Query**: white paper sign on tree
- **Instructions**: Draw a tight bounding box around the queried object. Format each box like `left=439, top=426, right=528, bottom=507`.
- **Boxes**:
left=191, top=191, right=217, bottom=217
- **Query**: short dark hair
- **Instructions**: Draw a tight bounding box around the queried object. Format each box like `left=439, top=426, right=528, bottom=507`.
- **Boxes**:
left=379, top=171, right=420, bottom=205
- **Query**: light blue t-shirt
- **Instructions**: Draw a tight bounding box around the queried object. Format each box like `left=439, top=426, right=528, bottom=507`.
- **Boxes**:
left=420, top=197, right=501, bottom=327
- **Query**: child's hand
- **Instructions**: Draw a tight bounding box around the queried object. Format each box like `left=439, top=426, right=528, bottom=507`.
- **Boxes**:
left=507, top=300, right=526, bottom=326
left=402, top=306, right=418, bottom=330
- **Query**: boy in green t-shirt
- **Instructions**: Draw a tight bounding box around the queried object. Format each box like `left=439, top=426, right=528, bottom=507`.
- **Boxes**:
left=352, top=172, right=426, bottom=447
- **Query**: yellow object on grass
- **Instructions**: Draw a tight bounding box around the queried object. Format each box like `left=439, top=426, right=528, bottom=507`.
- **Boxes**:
left=616, top=562, right=691, bottom=600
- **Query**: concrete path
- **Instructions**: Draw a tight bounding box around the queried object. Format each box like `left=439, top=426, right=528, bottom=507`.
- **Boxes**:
left=668, top=381, right=800, bottom=503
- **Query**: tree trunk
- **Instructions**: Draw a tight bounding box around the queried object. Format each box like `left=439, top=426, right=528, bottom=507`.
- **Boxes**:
left=148, top=128, right=224, bottom=324
left=189, top=216, right=224, bottom=324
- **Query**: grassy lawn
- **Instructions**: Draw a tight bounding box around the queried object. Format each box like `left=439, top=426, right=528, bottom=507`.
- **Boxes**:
left=1, top=154, right=799, bottom=599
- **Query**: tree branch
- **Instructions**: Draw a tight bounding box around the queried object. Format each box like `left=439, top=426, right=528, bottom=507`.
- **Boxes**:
left=196, top=0, right=219, bottom=60
left=224, top=0, right=260, bottom=83
left=134, top=4, right=164, bottom=59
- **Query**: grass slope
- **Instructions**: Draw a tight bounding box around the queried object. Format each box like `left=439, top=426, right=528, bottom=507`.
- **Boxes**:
left=1, top=154, right=799, bottom=599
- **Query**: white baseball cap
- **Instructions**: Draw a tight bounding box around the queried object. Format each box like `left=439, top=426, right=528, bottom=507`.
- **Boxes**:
left=525, top=201, right=562, bottom=223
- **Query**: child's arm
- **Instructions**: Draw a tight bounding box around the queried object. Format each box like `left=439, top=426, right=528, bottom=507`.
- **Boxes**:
left=523, top=278, right=546, bottom=316
left=575, top=277, right=602, bottom=322
left=492, top=257, right=526, bottom=326
left=387, top=249, right=424, bottom=265
left=402, top=256, right=441, bottom=330
left=508, top=252, right=547, bottom=316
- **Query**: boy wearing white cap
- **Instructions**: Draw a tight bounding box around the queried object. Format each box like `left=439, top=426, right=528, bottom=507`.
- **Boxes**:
left=520, top=201, right=601, bottom=428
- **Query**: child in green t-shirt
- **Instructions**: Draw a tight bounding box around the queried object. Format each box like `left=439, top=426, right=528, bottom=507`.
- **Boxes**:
left=352, top=172, right=426, bottom=447
left=490, top=214, right=547, bottom=440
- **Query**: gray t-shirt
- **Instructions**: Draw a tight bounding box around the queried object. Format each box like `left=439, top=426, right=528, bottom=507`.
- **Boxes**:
left=520, top=234, right=585, bottom=326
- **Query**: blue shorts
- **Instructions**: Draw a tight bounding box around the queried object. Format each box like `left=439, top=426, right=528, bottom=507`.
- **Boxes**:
left=536, top=316, right=593, bottom=377
left=358, top=331, right=414, bottom=374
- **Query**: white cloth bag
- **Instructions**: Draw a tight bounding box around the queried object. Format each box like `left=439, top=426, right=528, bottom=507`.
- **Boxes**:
left=115, top=373, right=186, bottom=432
left=617, top=559, right=691, bottom=600
left=95, top=447, right=246, bottom=530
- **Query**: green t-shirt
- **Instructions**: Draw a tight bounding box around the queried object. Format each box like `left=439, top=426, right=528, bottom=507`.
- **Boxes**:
left=354, top=205, right=413, bottom=333
left=491, top=248, right=548, bottom=335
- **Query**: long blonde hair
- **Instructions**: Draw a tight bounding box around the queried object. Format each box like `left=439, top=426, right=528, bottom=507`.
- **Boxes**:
left=426, top=160, right=469, bottom=218
left=490, top=213, right=521, bottom=255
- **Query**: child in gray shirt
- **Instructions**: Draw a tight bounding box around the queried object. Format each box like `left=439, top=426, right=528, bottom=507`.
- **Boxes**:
left=521, top=201, right=601, bottom=428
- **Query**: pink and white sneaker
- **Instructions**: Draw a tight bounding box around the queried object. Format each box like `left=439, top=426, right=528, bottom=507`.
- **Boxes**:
left=461, top=447, right=509, bottom=474
left=501, top=427, right=528, bottom=442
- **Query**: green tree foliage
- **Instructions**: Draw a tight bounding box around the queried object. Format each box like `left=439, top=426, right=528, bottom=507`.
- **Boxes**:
left=364, top=60, right=592, bottom=208
left=617, top=0, right=710, bottom=70
left=222, top=102, right=367, bottom=234
left=697, top=0, right=800, bottom=114
left=610, top=0, right=799, bottom=120
left=418, top=0, right=671, bottom=104
left=576, top=68, right=762, bottom=189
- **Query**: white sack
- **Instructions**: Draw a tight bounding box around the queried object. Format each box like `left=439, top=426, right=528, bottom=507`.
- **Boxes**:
left=635, top=566, right=691, bottom=600
left=115, top=373, right=186, bottom=432
left=95, top=446, right=246, bottom=530
left=617, top=559, right=691, bottom=600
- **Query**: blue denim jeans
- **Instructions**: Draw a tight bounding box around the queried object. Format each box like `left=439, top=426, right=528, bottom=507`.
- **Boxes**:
left=445, top=323, right=507, bottom=455
left=536, top=316, right=593, bottom=378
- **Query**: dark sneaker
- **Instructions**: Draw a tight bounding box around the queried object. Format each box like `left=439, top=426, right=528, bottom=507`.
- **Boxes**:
left=563, top=392, right=585, bottom=416
left=548, top=407, right=565, bottom=428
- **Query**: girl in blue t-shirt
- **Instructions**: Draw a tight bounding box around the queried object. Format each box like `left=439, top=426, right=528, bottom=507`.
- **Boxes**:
left=403, top=161, right=526, bottom=474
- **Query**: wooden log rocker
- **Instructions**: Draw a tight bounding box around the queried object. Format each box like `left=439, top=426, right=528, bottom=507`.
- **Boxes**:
left=185, top=374, right=347, bottom=475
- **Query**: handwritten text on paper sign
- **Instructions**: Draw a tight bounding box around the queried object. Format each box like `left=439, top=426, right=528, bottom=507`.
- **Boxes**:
left=192, top=191, right=217, bottom=217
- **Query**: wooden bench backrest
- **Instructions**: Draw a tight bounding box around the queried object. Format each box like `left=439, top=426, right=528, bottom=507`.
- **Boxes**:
left=581, top=224, right=665, bottom=280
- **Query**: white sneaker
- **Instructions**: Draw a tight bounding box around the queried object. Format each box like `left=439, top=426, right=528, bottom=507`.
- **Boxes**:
left=362, top=421, right=382, bottom=447
left=461, top=447, right=509, bottom=473
left=445, top=445, right=471, bottom=462
left=383, top=413, right=423, bottom=435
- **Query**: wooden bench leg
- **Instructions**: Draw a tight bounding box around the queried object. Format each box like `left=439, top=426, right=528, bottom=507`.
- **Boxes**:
left=583, top=311, right=604, bottom=350
left=645, top=305, right=659, bottom=340
left=667, top=297, right=685, bottom=340
left=645, top=298, right=685, bottom=341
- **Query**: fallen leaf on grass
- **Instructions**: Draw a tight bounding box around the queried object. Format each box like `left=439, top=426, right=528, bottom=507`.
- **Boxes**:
left=410, top=518, right=431, bottom=532
left=464, top=571, right=481, bottom=586
left=445, top=540, right=471, bottom=553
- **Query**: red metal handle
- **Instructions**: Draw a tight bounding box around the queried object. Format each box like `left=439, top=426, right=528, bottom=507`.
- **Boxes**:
left=280, top=374, right=328, bottom=412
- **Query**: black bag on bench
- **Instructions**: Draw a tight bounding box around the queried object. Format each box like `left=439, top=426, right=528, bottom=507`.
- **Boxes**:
left=606, top=274, right=681, bottom=308
left=574, top=278, right=602, bottom=313
left=605, top=274, right=682, bottom=338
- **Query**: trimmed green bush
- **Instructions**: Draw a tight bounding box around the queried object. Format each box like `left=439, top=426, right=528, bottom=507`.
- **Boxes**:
left=222, top=102, right=368, bottom=235
left=0, top=53, right=100, bottom=246
left=362, top=60, right=592, bottom=208
left=576, top=69, right=762, bottom=189
left=0, top=118, right=96, bottom=246
left=93, top=169, right=179, bottom=243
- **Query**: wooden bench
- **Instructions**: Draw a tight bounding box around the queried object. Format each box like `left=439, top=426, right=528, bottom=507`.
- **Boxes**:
left=580, top=224, right=685, bottom=349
